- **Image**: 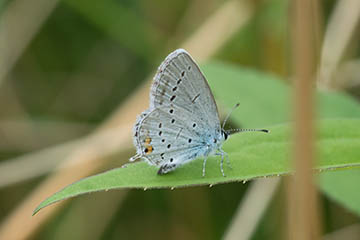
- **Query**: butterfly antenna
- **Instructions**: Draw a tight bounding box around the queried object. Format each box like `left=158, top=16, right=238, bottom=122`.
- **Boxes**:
left=222, top=103, right=240, bottom=129
left=227, top=128, right=270, bottom=135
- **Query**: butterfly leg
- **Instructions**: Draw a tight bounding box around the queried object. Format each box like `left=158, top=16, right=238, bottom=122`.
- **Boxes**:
left=215, top=151, right=227, bottom=177
left=217, top=149, right=231, bottom=169
left=157, top=163, right=177, bottom=175
left=222, top=150, right=231, bottom=169
left=202, top=157, right=208, bottom=177
left=220, top=152, right=226, bottom=177
left=129, top=154, right=141, bottom=162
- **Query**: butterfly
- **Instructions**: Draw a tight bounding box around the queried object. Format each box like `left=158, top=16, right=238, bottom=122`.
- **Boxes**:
left=130, top=49, right=268, bottom=176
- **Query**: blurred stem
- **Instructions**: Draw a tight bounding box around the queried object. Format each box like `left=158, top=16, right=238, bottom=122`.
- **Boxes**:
left=0, top=0, right=59, bottom=86
left=223, top=178, right=280, bottom=240
left=180, top=0, right=253, bottom=62
left=0, top=120, right=93, bottom=151
left=318, top=0, right=360, bottom=89
left=288, top=0, right=321, bottom=239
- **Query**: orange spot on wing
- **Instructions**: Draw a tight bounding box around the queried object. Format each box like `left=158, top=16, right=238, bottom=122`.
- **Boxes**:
left=145, top=146, right=153, bottom=154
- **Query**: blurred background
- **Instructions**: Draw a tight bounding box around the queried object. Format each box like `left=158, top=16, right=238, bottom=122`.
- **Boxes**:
left=0, top=0, right=360, bottom=239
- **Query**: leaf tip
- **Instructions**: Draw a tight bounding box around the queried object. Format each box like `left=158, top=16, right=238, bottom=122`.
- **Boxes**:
left=32, top=207, right=40, bottom=216
left=32, top=201, right=47, bottom=216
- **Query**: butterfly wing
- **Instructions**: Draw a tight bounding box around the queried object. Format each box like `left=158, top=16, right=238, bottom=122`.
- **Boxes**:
left=149, top=49, right=221, bottom=131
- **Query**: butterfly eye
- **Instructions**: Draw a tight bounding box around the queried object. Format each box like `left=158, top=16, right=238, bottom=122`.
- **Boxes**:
left=223, top=131, right=228, bottom=140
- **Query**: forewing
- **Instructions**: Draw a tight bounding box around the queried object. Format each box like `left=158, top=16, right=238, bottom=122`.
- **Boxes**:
left=149, top=49, right=221, bottom=130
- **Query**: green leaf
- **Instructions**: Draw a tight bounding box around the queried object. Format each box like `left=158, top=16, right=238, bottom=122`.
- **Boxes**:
left=34, top=119, right=360, bottom=215
left=319, top=169, right=360, bottom=216
left=203, top=62, right=360, bottom=127
left=203, top=62, right=360, bottom=217
left=204, top=62, right=290, bottom=127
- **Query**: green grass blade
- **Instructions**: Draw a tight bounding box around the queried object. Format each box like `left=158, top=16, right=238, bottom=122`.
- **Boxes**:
left=33, top=119, right=360, bottom=215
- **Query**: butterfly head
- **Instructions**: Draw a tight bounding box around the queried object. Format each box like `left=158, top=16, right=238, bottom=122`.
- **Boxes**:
left=221, top=103, right=269, bottom=138
left=221, top=129, right=229, bottom=141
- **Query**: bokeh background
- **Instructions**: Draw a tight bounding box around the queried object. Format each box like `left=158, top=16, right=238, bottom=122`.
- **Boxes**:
left=0, top=0, right=360, bottom=239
